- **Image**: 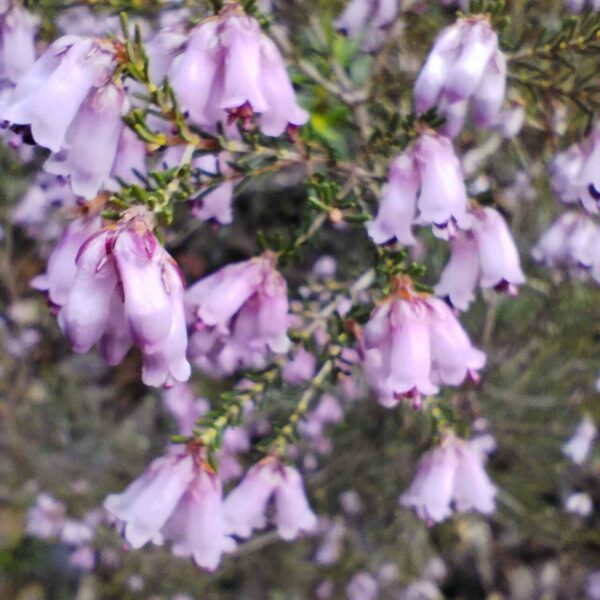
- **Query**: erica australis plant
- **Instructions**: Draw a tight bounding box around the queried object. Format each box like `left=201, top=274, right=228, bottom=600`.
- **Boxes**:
left=2, top=0, right=600, bottom=597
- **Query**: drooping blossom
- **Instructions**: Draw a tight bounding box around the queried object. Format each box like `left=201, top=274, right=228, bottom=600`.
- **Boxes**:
left=25, top=493, right=67, bottom=539
left=169, top=6, right=308, bottom=137
left=563, top=416, right=597, bottom=465
left=436, top=207, right=526, bottom=310
left=400, top=432, right=497, bottom=523
left=37, top=207, right=190, bottom=387
left=223, top=457, right=318, bottom=541
left=0, top=35, right=136, bottom=199
left=315, top=517, right=346, bottom=566
left=104, top=446, right=235, bottom=571
left=282, top=347, right=317, bottom=385
left=358, top=279, right=485, bottom=407
left=335, top=0, right=398, bottom=52
left=31, top=212, right=103, bottom=309
left=550, top=126, right=600, bottom=214
left=1, top=36, right=118, bottom=152
left=367, top=131, right=471, bottom=245
left=414, top=16, right=506, bottom=135
left=532, top=211, right=598, bottom=272
left=186, top=252, right=290, bottom=376
left=11, top=173, right=79, bottom=241
left=346, top=572, right=379, bottom=600
left=0, top=2, right=38, bottom=85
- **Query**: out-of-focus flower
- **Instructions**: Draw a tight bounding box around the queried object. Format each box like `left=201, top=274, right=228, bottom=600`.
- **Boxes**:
left=400, top=432, right=497, bottom=523
left=565, top=492, right=593, bottom=517
left=367, top=132, right=471, bottom=244
left=563, top=416, right=597, bottom=465
left=414, top=16, right=505, bottom=135
left=312, top=255, right=337, bottom=279
left=346, top=572, right=379, bottom=600
left=315, top=518, right=346, bottom=566
left=283, top=347, right=317, bottom=385
left=25, top=493, right=66, bottom=539
left=436, top=207, right=525, bottom=310
left=104, top=446, right=235, bottom=571
left=550, top=126, right=600, bottom=214
left=186, top=252, right=290, bottom=376
left=532, top=211, right=597, bottom=269
left=223, top=457, right=318, bottom=541
left=169, top=8, right=308, bottom=136
left=335, top=0, right=398, bottom=52
left=162, top=382, right=210, bottom=436
left=358, top=280, right=485, bottom=407
left=0, top=2, right=38, bottom=85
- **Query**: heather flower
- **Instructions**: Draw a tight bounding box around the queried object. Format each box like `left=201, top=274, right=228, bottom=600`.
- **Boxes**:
left=436, top=207, right=525, bottom=310
left=50, top=208, right=190, bottom=386
left=532, top=211, right=598, bottom=271
left=223, top=458, right=317, bottom=540
left=44, top=83, right=128, bottom=199
left=162, top=382, right=210, bottom=436
left=282, top=347, right=317, bottom=385
left=367, top=132, right=470, bottom=245
left=563, top=416, right=597, bottom=465
left=366, top=153, right=419, bottom=245
left=414, top=17, right=505, bottom=135
left=169, top=9, right=308, bottom=136
left=358, top=280, right=484, bottom=407
left=1, top=36, right=118, bottom=153
left=11, top=173, right=79, bottom=241
left=31, top=213, right=103, bottom=308
left=335, top=0, right=398, bottom=52
left=25, top=493, right=66, bottom=539
left=186, top=252, right=290, bottom=376
left=550, top=127, right=600, bottom=214
left=0, top=3, right=38, bottom=85
left=346, top=572, right=379, bottom=600
left=104, top=446, right=235, bottom=570
left=400, top=432, right=497, bottom=523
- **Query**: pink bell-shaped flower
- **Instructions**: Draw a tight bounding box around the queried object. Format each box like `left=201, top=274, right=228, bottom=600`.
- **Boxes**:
left=223, top=457, right=318, bottom=541
left=400, top=432, right=497, bottom=523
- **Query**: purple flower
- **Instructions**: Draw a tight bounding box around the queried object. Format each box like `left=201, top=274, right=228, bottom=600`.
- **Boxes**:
left=346, top=572, right=379, bottom=600
left=358, top=281, right=485, bottom=407
left=532, top=211, right=598, bottom=270
left=0, top=3, right=38, bottom=84
left=169, top=11, right=308, bottom=136
left=282, top=347, right=317, bottom=385
left=31, top=213, right=103, bottom=308
left=414, top=17, right=505, bottom=135
left=335, top=0, right=398, bottom=52
left=162, top=382, right=210, bottom=436
left=367, top=132, right=470, bottom=244
left=104, top=447, right=235, bottom=570
left=186, top=253, right=290, bottom=376
left=51, top=208, right=190, bottom=387
left=366, top=153, right=419, bottom=245
left=25, top=493, right=66, bottom=539
left=436, top=207, right=525, bottom=309
left=1, top=36, right=117, bottom=153
left=44, top=83, right=128, bottom=199
left=400, top=433, right=497, bottom=523
left=223, top=458, right=318, bottom=540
